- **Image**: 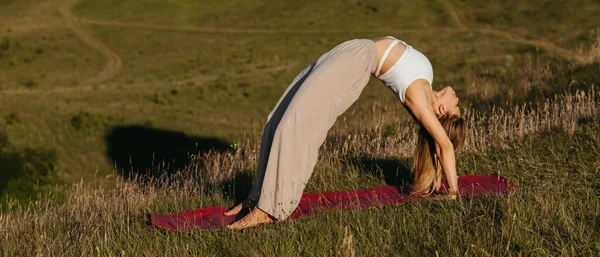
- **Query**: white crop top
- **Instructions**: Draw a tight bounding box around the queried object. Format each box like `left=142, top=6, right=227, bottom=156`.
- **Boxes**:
left=375, top=36, right=433, bottom=103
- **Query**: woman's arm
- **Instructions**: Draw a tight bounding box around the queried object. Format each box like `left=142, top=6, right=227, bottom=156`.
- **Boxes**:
left=404, top=80, right=459, bottom=193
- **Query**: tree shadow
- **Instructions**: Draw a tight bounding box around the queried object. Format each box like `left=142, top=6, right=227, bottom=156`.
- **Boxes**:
left=105, top=125, right=231, bottom=179
left=346, top=156, right=413, bottom=186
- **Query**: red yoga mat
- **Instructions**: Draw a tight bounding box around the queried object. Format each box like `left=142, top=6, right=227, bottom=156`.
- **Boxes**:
left=151, top=174, right=515, bottom=232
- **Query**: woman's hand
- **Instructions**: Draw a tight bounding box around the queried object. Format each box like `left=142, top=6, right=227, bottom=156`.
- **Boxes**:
left=448, top=188, right=459, bottom=200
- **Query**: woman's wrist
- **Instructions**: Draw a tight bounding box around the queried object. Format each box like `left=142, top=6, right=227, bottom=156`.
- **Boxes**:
left=446, top=177, right=459, bottom=194
left=448, top=188, right=459, bottom=199
left=448, top=188, right=458, bottom=196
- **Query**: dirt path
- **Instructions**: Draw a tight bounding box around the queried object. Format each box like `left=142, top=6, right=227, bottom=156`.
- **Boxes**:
left=0, top=2, right=585, bottom=96
left=438, top=0, right=467, bottom=30
left=81, top=19, right=400, bottom=35
left=85, top=16, right=582, bottom=61
left=0, top=0, right=70, bottom=34
left=474, top=28, right=581, bottom=61
left=439, top=0, right=582, bottom=61
left=60, top=7, right=122, bottom=84
left=2, top=1, right=123, bottom=84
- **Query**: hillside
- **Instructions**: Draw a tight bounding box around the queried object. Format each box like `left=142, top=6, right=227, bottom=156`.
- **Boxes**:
left=0, top=1, right=599, bottom=255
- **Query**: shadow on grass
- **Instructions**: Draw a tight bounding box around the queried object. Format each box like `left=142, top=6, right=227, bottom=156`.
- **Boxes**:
left=347, top=156, right=413, bottom=186
left=105, top=125, right=231, bottom=179
left=218, top=172, right=255, bottom=203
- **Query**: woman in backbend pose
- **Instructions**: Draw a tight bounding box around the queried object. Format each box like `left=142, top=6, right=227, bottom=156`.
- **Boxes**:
left=225, top=36, right=466, bottom=229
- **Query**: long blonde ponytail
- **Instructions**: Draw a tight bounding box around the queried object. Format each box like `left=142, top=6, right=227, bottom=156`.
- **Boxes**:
left=411, top=114, right=466, bottom=195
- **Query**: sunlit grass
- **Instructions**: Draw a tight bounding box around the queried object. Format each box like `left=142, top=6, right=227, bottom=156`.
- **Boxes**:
left=0, top=1, right=599, bottom=255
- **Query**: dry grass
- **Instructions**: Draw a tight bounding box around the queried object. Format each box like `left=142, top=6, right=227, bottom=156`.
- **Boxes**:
left=192, top=87, right=599, bottom=186
left=1, top=86, right=598, bottom=256
left=577, top=30, right=600, bottom=65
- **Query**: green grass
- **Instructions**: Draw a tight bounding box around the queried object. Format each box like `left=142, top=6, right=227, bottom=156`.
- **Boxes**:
left=457, top=0, right=600, bottom=47
left=73, top=0, right=454, bottom=30
left=0, top=0, right=599, bottom=255
left=0, top=27, right=105, bottom=90
left=0, top=0, right=598, bottom=180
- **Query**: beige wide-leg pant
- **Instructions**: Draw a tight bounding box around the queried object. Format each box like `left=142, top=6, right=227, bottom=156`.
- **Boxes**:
left=247, top=39, right=378, bottom=220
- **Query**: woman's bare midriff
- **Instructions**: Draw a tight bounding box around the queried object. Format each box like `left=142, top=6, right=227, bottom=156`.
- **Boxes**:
left=370, top=37, right=407, bottom=76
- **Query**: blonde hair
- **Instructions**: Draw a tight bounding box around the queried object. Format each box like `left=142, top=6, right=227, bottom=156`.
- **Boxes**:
left=411, top=114, right=466, bottom=195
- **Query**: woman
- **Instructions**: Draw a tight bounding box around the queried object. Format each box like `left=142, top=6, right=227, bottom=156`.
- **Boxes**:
left=225, top=36, right=466, bottom=229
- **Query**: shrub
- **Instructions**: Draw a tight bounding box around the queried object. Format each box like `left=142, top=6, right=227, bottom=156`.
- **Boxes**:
left=70, top=111, right=114, bottom=134
left=0, top=37, right=8, bottom=51
left=0, top=139, right=57, bottom=204
left=237, top=82, right=250, bottom=88
left=0, top=130, right=8, bottom=149
left=24, top=80, right=36, bottom=88
left=151, top=92, right=172, bottom=105
left=4, top=112, right=20, bottom=126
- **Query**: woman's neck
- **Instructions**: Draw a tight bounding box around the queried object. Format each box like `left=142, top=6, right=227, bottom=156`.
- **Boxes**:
left=429, top=88, right=439, bottom=106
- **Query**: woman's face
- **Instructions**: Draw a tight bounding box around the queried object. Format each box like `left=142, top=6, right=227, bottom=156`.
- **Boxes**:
left=438, top=87, right=460, bottom=117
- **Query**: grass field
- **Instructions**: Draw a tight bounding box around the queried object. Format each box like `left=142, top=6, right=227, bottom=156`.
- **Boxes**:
left=0, top=0, right=599, bottom=255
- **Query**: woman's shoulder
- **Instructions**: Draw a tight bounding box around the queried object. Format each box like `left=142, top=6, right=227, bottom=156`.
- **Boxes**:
left=404, top=80, right=432, bottom=106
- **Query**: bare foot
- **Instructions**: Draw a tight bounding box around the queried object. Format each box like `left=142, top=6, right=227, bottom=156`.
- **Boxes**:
left=227, top=208, right=274, bottom=230
left=224, top=199, right=255, bottom=216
